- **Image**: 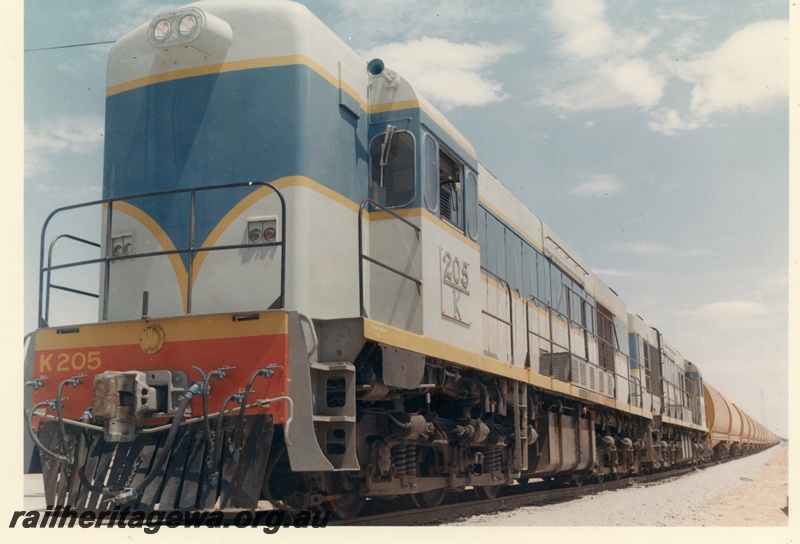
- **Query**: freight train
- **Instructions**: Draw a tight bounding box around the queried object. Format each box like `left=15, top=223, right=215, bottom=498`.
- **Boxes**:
left=25, top=0, right=778, bottom=518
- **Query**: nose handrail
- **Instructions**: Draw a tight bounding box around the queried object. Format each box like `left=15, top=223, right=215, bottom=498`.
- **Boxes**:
left=357, top=198, right=422, bottom=318
left=38, top=181, right=286, bottom=326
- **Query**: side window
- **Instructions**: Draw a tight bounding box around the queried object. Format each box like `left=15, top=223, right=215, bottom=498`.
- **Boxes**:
left=370, top=128, right=415, bottom=208
left=464, top=170, right=478, bottom=241
left=438, top=149, right=462, bottom=228
left=422, top=132, right=478, bottom=241
left=423, top=134, right=439, bottom=213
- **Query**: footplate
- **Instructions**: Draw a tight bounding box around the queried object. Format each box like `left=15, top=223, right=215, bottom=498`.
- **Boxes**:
left=37, top=415, right=273, bottom=511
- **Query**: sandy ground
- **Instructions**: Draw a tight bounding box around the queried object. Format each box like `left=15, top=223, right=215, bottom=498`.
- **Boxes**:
left=446, top=442, right=789, bottom=527
left=677, top=442, right=788, bottom=526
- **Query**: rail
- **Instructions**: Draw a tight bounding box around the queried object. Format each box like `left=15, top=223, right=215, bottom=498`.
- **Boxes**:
left=38, top=182, right=286, bottom=326
left=357, top=198, right=422, bottom=318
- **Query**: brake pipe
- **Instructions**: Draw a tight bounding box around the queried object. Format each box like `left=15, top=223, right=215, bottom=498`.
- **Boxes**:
left=55, top=375, right=85, bottom=457
left=209, top=391, right=243, bottom=486
left=232, top=366, right=281, bottom=461
left=25, top=401, right=71, bottom=464
left=256, top=396, right=294, bottom=446
left=192, top=365, right=235, bottom=475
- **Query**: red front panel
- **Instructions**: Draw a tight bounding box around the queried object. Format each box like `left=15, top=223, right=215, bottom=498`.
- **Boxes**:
left=32, top=311, right=290, bottom=425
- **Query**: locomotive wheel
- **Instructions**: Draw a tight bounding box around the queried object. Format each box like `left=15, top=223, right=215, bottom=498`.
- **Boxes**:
left=475, top=484, right=502, bottom=500
left=593, top=474, right=605, bottom=484
left=322, top=474, right=365, bottom=519
left=412, top=488, right=447, bottom=508
left=261, top=444, right=312, bottom=512
left=327, top=494, right=365, bottom=519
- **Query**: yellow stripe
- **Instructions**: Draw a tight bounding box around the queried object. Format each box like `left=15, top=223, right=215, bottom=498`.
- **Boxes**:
left=273, top=176, right=360, bottom=213
left=362, top=317, right=649, bottom=417
left=192, top=184, right=280, bottom=285
left=107, top=55, right=367, bottom=111
left=35, top=311, right=288, bottom=350
left=369, top=99, right=420, bottom=114
left=371, top=99, right=477, bottom=161
left=112, top=201, right=189, bottom=312
left=368, top=207, right=480, bottom=253
left=108, top=55, right=476, bottom=161
left=110, top=176, right=482, bottom=290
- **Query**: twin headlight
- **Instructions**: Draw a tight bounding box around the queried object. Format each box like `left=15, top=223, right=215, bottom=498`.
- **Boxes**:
left=148, top=8, right=205, bottom=46
left=152, top=15, right=198, bottom=41
left=147, top=7, right=232, bottom=62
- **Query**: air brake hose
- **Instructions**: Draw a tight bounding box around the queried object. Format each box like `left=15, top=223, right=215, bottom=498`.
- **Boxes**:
left=193, top=366, right=234, bottom=476
left=231, top=367, right=278, bottom=461
left=55, top=375, right=85, bottom=459
left=208, top=392, right=241, bottom=486
left=25, top=401, right=71, bottom=464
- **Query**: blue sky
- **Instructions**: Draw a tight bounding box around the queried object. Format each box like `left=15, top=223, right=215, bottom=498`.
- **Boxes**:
left=19, top=0, right=790, bottom=438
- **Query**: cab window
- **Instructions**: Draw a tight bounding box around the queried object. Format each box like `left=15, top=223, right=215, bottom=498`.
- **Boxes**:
left=423, top=132, right=478, bottom=240
left=370, top=128, right=415, bottom=208
left=439, top=149, right=462, bottom=228
left=423, top=134, right=439, bottom=213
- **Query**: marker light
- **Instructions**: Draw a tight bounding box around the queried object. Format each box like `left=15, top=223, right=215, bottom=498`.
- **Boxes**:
left=111, top=234, right=133, bottom=258
left=246, top=218, right=279, bottom=245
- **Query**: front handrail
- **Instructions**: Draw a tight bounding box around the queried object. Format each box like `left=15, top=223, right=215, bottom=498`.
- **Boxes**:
left=357, top=198, right=422, bottom=317
left=44, top=234, right=102, bottom=325
left=38, top=181, right=286, bottom=326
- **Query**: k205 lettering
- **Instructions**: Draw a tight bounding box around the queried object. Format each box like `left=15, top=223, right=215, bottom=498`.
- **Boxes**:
left=442, top=251, right=469, bottom=290
left=39, top=351, right=101, bottom=373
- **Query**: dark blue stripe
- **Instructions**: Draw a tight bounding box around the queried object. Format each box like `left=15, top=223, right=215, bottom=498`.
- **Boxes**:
left=103, top=65, right=371, bottom=266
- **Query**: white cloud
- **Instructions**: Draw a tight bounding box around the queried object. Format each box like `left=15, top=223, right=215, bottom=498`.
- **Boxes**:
left=678, top=300, right=773, bottom=330
left=361, top=38, right=519, bottom=111
left=25, top=115, right=104, bottom=178
left=540, top=2, right=787, bottom=133
left=647, top=108, right=701, bottom=136
left=330, top=0, right=516, bottom=47
left=656, top=10, right=704, bottom=24
left=540, top=0, right=665, bottom=112
left=669, top=247, right=716, bottom=258
left=571, top=174, right=622, bottom=197
left=651, top=19, right=788, bottom=135
left=593, top=268, right=634, bottom=278
left=684, top=20, right=787, bottom=118
left=544, top=0, right=614, bottom=61
left=610, top=241, right=670, bottom=257
left=609, top=240, right=714, bottom=259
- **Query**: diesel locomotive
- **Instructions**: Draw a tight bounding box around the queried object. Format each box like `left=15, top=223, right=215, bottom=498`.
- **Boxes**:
left=25, top=0, right=778, bottom=517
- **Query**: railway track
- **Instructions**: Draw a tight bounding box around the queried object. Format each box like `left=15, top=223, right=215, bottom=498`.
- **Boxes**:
left=332, top=468, right=695, bottom=526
